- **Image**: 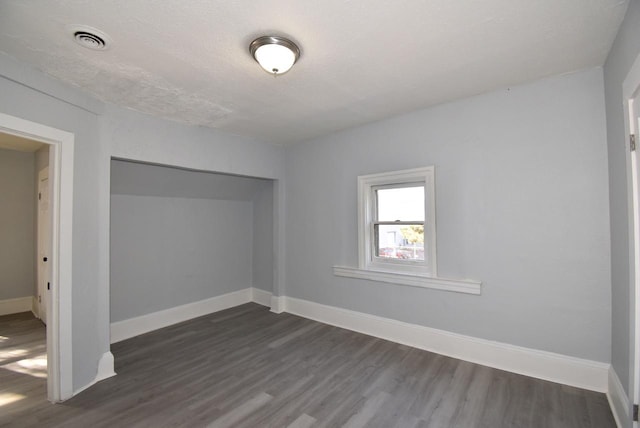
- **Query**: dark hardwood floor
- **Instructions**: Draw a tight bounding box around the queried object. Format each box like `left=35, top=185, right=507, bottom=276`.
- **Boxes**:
left=0, top=304, right=615, bottom=427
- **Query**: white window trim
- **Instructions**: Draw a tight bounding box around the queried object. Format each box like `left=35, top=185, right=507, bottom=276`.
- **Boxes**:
left=333, top=266, right=481, bottom=295
left=332, top=166, right=482, bottom=295
left=358, top=166, right=437, bottom=276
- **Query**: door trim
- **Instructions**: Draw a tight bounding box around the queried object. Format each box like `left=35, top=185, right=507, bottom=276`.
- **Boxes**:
left=37, top=166, right=49, bottom=321
left=0, top=112, right=74, bottom=402
left=624, top=52, right=640, bottom=428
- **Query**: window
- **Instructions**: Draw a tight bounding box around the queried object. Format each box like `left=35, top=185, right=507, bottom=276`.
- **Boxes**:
left=334, top=165, right=480, bottom=294
left=358, top=167, right=436, bottom=276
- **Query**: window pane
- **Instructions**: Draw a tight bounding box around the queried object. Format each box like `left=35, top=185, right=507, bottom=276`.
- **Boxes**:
left=375, top=224, right=425, bottom=261
left=376, top=186, right=424, bottom=221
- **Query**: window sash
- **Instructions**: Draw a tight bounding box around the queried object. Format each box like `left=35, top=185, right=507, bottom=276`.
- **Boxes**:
left=373, top=221, right=425, bottom=226
left=373, top=221, right=425, bottom=262
left=372, top=182, right=425, bottom=222
left=371, top=182, right=426, bottom=264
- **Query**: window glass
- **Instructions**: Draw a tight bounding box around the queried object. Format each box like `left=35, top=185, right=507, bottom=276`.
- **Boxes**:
left=376, top=186, right=424, bottom=221
left=374, top=224, right=425, bottom=261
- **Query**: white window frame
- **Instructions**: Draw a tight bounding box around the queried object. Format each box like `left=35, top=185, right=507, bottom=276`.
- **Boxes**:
left=358, top=166, right=437, bottom=276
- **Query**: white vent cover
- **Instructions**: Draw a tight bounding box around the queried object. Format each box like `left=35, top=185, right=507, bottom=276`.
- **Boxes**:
left=68, top=25, right=111, bottom=51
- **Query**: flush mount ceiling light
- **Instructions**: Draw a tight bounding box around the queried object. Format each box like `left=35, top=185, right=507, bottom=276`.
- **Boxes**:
left=68, top=25, right=112, bottom=51
left=250, top=36, right=300, bottom=75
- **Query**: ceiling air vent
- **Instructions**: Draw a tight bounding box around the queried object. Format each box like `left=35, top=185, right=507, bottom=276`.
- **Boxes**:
left=68, top=25, right=111, bottom=51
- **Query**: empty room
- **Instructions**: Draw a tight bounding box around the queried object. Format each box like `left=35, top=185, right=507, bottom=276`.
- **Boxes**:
left=1, top=1, right=640, bottom=427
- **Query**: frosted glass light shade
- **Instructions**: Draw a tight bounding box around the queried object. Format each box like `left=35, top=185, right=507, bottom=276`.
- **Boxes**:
left=250, top=36, right=300, bottom=75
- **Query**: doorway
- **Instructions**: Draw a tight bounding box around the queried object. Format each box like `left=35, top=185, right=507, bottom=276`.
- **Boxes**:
left=0, top=135, right=49, bottom=413
left=0, top=113, right=74, bottom=402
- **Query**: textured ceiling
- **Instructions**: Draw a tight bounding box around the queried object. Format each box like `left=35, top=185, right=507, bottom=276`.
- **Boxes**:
left=0, top=0, right=629, bottom=145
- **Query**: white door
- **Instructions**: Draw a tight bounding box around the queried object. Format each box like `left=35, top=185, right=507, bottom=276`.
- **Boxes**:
left=37, top=167, right=50, bottom=323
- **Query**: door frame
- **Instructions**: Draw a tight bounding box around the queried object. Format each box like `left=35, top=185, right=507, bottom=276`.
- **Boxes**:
left=36, top=166, right=50, bottom=321
left=625, top=52, right=640, bottom=428
left=0, top=112, right=74, bottom=402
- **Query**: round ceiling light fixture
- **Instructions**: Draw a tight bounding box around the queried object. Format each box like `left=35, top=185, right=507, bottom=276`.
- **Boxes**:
left=250, top=36, right=300, bottom=75
left=68, top=25, right=112, bottom=51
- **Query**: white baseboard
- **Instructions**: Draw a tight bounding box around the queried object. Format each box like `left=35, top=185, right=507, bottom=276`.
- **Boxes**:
left=107, top=289, right=610, bottom=394
left=607, top=366, right=631, bottom=428
left=270, top=295, right=287, bottom=314
left=251, top=288, right=272, bottom=307
left=0, top=296, right=33, bottom=316
left=283, top=296, right=609, bottom=393
left=74, top=352, right=117, bottom=396
left=32, top=296, right=39, bottom=318
left=110, top=288, right=252, bottom=343
left=95, top=351, right=116, bottom=382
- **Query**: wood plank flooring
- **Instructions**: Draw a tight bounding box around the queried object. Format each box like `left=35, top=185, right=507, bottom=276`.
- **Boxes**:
left=0, top=304, right=615, bottom=427
left=0, top=310, right=48, bottom=423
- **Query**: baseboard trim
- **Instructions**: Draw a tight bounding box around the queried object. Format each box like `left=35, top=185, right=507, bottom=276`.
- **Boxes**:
left=607, top=366, right=630, bottom=428
left=107, top=289, right=609, bottom=393
left=283, top=296, right=609, bottom=393
left=0, top=296, right=33, bottom=316
left=110, top=288, right=253, bottom=343
left=95, top=351, right=117, bottom=382
left=31, top=296, right=39, bottom=318
left=270, top=295, right=287, bottom=314
left=251, top=288, right=272, bottom=307
left=74, top=352, right=117, bottom=396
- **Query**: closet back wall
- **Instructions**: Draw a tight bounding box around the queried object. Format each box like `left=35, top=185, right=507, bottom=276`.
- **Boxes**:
left=110, top=160, right=271, bottom=323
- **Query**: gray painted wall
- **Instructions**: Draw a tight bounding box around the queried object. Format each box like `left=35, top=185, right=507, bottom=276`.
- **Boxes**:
left=103, top=103, right=284, bottom=180
left=253, top=180, right=274, bottom=293
left=285, top=67, right=611, bottom=362
left=111, top=159, right=272, bottom=200
left=0, top=148, right=35, bottom=300
left=110, top=194, right=253, bottom=322
left=604, top=0, right=640, bottom=398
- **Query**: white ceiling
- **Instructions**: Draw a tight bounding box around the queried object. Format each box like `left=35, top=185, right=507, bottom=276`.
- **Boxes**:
left=0, top=0, right=629, bottom=146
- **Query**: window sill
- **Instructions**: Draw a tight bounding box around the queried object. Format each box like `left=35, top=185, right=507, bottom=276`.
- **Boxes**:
left=332, top=266, right=482, bottom=295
